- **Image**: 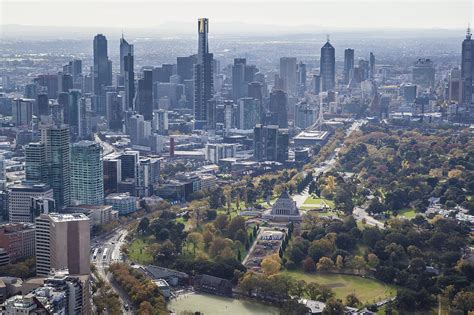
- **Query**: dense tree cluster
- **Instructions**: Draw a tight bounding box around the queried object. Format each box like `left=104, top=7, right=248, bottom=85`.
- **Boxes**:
left=237, top=272, right=334, bottom=303
left=339, top=125, right=474, bottom=213
left=285, top=209, right=473, bottom=312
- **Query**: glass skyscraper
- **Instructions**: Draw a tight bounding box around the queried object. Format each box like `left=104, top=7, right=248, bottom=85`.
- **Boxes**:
left=320, top=40, right=336, bottom=91
left=71, top=141, right=104, bottom=205
left=93, top=34, right=112, bottom=96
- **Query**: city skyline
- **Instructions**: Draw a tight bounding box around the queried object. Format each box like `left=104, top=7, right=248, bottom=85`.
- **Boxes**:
left=0, top=2, right=473, bottom=313
left=0, top=0, right=472, bottom=33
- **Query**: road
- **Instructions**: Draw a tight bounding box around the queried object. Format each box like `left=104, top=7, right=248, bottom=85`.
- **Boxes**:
left=92, top=228, right=133, bottom=314
left=94, top=133, right=116, bottom=157
left=292, top=119, right=365, bottom=208
left=353, top=205, right=385, bottom=229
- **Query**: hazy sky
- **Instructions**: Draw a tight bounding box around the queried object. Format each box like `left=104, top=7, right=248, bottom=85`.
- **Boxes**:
left=0, top=0, right=472, bottom=32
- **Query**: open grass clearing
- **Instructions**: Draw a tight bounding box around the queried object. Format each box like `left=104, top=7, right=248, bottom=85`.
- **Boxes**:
left=128, top=237, right=153, bottom=264
left=168, top=293, right=279, bottom=315
left=285, top=270, right=397, bottom=304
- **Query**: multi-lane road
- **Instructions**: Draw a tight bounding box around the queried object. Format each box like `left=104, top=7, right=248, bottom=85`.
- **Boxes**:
left=91, top=228, right=133, bottom=314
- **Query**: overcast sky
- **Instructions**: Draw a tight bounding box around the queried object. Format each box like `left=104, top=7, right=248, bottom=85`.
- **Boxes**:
left=0, top=0, right=472, bottom=32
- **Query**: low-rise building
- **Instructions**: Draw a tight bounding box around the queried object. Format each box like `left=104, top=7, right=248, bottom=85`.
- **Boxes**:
left=105, top=193, right=137, bottom=215
left=153, top=279, right=171, bottom=299
left=141, top=265, right=189, bottom=286
left=0, top=223, right=35, bottom=263
left=193, top=274, right=232, bottom=297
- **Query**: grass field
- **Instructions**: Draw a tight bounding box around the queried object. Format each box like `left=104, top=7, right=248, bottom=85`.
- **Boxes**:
left=285, top=271, right=397, bottom=304
left=128, top=238, right=153, bottom=264
left=168, top=293, right=279, bottom=315
left=302, top=196, right=335, bottom=209
left=398, top=208, right=417, bottom=219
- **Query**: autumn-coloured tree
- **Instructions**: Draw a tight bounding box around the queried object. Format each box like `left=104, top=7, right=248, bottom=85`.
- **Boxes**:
left=261, top=254, right=281, bottom=275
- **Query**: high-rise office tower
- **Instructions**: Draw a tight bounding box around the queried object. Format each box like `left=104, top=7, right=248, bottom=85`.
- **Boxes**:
left=232, top=58, right=247, bottom=101
left=36, top=93, right=49, bottom=117
left=448, top=68, right=462, bottom=102
left=35, top=213, right=90, bottom=276
left=412, top=58, right=435, bottom=87
left=312, top=74, right=321, bottom=95
left=194, top=18, right=215, bottom=130
left=120, top=34, right=135, bottom=110
left=177, top=55, right=197, bottom=83
left=106, top=91, right=123, bottom=130
left=320, top=39, right=336, bottom=91
left=343, top=49, right=355, bottom=85
left=93, top=34, right=112, bottom=96
left=268, top=90, right=288, bottom=128
left=153, top=64, right=174, bottom=83
left=0, top=156, right=5, bottom=181
left=280, top=57, right=297, bottom=95
left=237, top=97, right=259, bottom=130
left=369, top=52, right=376, bottom=80
left=297, top=61, right=307, bottom=95
left=124, top=53, right=135, bottom=111
left=253, top=124, right=289, bottom=163
left=25, top=142, right=48, bottom=183
left=120, top=34, right=133, bottom=76
left=8, top=183, right=53, bottom=223
left=136, top=70, right=153, bottom=121
left=64, top=59, right=83, bottom=89
left=35, top=74, right=59, bottom=99
left=58, top=73, right=73, bottom=93
left=12, top=98, right=34, bottom=126
left=71, top=141, right=104, bottom=206
left=39, top=123, right=71, bottom=208
left=462, top=26, right=474, bottom=104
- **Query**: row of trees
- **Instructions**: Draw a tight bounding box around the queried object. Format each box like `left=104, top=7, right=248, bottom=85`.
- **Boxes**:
left=109, top=263, right=167, bottom=314
left=237, top=271, right=365, bottom=314
left=237, top=272, right=336, bottom=303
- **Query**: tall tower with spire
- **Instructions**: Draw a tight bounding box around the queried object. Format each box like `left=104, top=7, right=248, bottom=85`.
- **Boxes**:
left=194, top=18, right=215, bottom=130
left=461, top=24, right=474, bottom=104
left=120, top=34, right=135, bottom=110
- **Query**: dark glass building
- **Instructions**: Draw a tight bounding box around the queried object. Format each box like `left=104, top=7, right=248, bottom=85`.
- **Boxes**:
left=343, top=49, right=355, bottom=85
left=93, top=34, right=112, bottom=96
left=320, top=40, right=335, bottom=91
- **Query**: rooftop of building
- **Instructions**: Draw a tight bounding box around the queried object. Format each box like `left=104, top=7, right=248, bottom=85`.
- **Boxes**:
left=294, top=130, right=330, bottom=140
left=72, top=140, right=100, bottom=147
left=105, top=192, right=135, bottom=200
left=66, top=204, right=113, bottom=211
left=9, top=181, right=52, bottom=192
left=46, top=213, right=89, bottom=222
left=0, top=223, right=35, bottom=233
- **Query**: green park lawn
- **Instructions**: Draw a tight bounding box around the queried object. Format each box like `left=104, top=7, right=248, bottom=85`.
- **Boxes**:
left=398, top=208, right=417, bottom=219
left=302, top=196, right=335, bottom=209
left=285, top=271, right=397, bottom=304
left=128, top=238, right=153, bottom=264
